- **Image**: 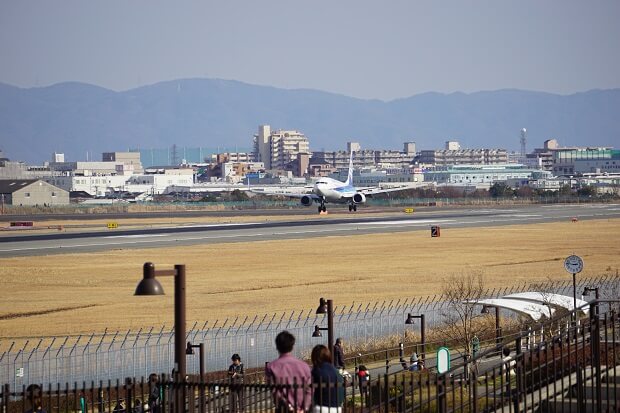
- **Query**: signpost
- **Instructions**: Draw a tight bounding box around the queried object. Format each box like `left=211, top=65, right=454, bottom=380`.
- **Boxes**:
left=431, top=226, right=441, bottom=237
left=107, top=222, right=119, bottom=229
left=564, top=255, right=584, bottom=322
left=404, top=208, right=414, bottom=214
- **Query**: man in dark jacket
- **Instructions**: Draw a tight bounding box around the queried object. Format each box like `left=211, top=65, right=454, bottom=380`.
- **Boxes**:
left=333, top=338, right=345, bottom=370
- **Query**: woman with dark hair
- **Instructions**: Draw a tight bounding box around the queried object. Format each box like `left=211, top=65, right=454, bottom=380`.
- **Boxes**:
left=310, top=345, right=344, bottom=413
left=228, top=353, right=245, bottom=412
left=25, top=384, right=46, bottom=413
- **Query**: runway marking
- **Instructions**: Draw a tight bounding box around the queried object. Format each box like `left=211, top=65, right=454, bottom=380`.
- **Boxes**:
left=352, top=219, right=456, bottom=225
left=105, top=234, right=169, bottom=238
left=2, top=209, right=619, bottom=255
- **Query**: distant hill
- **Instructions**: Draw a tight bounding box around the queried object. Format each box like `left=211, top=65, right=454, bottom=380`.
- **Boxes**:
left=0, top=79, right=619, bottom=164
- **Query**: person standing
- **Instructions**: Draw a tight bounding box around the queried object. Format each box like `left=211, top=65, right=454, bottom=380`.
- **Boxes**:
left=333, top=339, right=345, bottom=370
left=265, top=331, right=312, bottom=413
left=24, top=384, right=46, bottom=413
left=147, top=373, right=161, bottom=413
left=228, top=353, right=245, bottom=413
left=311, top=345, right=344, bottom=413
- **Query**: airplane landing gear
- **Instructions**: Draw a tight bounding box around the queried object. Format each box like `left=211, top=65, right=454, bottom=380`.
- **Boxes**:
left=318, top=199, right=327, bottom=213
left=348, top=203, right=357, bottom=212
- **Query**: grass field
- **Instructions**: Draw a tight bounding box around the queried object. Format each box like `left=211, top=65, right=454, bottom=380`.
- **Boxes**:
left=0, top=218, right=618, bottom=341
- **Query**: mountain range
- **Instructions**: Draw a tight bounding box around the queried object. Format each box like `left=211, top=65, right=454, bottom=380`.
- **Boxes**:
left=1, top=79, right=619, bottom=164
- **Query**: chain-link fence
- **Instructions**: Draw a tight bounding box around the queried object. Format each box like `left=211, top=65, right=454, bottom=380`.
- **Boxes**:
left=1, top=275, right=615, bottom=388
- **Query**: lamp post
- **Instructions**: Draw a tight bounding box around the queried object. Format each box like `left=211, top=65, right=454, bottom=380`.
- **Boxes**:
left=481, top=305, right=502, bottom=344
left=405, top=313, right=426, bottom=362
left=582, top=286, right=600, bottom=316
left=582, top=286, right=599, bottom=300
left=186, top=342, right=205, bottom=381
left=313, top=298, right=334, bottom=364
left=134, top=262, right=187, bottom=396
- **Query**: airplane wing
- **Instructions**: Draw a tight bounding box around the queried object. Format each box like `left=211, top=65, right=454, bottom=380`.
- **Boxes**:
left=358, top=186, right=411, bottom=196
left=249, top=188, right=318, bottom=199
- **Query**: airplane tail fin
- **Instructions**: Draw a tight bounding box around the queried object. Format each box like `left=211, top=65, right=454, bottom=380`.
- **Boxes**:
left=344, top=151, right=354, bottom=186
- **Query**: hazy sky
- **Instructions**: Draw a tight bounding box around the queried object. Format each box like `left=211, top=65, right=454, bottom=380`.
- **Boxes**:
left=1, top=1, right=619, bottom=100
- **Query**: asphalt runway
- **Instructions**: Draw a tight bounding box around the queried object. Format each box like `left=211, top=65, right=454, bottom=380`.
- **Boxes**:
left=1, top=203, right=619, bottom=257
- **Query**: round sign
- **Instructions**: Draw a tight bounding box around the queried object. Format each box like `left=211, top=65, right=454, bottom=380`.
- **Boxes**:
left=564, top=255, right=583, bottom=274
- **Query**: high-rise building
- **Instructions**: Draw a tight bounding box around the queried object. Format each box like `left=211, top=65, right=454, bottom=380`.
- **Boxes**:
left=403, top=142, right=416, bottom=155
left=252, top=125, right=310, bottom=171
left=347, top=142, right=361, bottom=153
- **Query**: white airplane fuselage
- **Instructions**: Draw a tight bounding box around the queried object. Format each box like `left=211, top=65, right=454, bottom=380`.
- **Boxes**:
left=312, top=178, right=358, bottom=203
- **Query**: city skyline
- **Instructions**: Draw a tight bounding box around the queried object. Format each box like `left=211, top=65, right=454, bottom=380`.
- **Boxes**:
left=1, top=1, right=619, bottom=100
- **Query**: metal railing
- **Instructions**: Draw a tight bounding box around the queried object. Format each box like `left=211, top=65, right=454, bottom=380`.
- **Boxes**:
left=1, top=275, right=616, bottom=389
left=2, top=300, right=618, bottom=412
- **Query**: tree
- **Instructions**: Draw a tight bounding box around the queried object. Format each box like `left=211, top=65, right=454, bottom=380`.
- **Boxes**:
left=229, top=189, right=249, bottom=202
left=515, top=186, right=534, bottom=198
left=440, top=272, right=488, bottom=357
left=558, top=184, right=572, bottom=196
left=577, top=185, right=597, bottom=197
left=489, top=183, right=514, bottom=198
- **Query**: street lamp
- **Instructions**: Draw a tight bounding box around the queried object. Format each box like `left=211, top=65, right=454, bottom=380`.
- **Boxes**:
left=481, top=305, right=502, bottom=345
left=313, top=298, right=334, bottom=365
left=582, top=286, right=599, bottom=299
left=134, top=262, right=187, bottom=382
left=186, top=342, right=205, bottom=381
left=583, top=286, right=600, bottom=316
left=405, top=313, right=426, bottom=362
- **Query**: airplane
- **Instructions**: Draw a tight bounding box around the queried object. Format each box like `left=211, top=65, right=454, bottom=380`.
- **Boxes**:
left=255, top=151, right=411, bottom=213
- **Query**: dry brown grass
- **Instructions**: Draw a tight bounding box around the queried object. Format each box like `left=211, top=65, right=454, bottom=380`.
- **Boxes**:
left=0, top=218, right=618, bottom=341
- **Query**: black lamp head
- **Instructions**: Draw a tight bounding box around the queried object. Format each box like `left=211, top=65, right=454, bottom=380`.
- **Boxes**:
left=312, top=325, right=322, bottom=337
left=480, top=305, right=490, bottom=314
left=316, top=297, right=327, bottom=314
left=135, top=263, right=164, bottom=296
left=186, top=342, right=194, bottom=355
left=405, top=313, right=414, bottom=324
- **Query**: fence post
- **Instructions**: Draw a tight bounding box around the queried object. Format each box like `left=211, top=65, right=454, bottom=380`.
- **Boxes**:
left=383, top=374, right=389, bottom=413
left=470, top=363, right=478, bottom=413
left=437, top=374, right=447, bottom=413
left=590, top=302, right=602, bottom=411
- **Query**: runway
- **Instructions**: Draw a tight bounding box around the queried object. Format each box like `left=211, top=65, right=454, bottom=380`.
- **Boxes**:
left=1, top=203, right=619, bottom=257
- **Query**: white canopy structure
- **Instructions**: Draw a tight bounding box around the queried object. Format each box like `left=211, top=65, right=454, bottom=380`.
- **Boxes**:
left=468, top=298, right=555, bottom=321
left=504, top=292, right=589, bottom=315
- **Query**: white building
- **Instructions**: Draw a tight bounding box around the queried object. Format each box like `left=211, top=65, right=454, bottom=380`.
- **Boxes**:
left=45, top=174, right=130, bottom=197
left=125, top=168, right=194, bottom=195
left=423, top=164, right=551, bottom=188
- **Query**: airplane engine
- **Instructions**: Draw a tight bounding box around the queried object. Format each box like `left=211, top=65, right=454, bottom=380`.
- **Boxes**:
left=300, top=195, right=314, bottom=206
left=353, top=193, right=366, bottom=204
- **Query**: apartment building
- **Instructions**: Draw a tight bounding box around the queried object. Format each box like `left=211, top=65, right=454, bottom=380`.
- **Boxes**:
left=253, top=125, right=311, bottom=172
left=418, top=148, right=508, bottom=166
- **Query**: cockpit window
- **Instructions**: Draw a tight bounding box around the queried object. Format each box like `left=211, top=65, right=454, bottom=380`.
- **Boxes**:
left=317, top=181, right=327, bottom=185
